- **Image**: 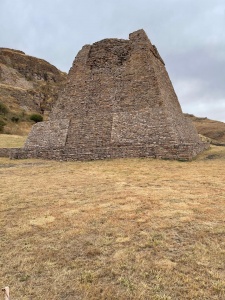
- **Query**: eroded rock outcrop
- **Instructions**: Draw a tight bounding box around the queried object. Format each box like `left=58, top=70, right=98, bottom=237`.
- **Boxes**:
left=0, top=47, right=66, bottom=113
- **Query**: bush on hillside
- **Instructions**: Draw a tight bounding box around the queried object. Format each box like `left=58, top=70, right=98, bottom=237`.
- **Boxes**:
left=11, top=115, right=20, bottom=123
left=30, top=114, right=43, bottom=123
left=0, top=119, right=6, bottom=132
left=0, top=102, right=9, bottom=115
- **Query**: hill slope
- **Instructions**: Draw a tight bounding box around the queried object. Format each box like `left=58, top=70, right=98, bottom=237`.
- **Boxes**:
left=185, top=114, right=225, bottom=145
left=0, top=48, right=66, bottom=112
left=0, top=48, right=66, bottom=134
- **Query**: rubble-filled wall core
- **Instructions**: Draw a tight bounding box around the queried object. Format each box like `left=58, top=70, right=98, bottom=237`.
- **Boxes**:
left=12, top=29, right=209, bottom=161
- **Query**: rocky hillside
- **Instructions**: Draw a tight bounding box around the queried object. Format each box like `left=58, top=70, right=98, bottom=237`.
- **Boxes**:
left=0, top=48, right=66, bottom=134
left=185, top=114, right=225, bottom=145
left=0, top=48, right=66, bottom=112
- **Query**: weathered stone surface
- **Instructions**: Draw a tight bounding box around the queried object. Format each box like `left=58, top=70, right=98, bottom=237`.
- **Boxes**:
left=14, top=29, right=209, bottom=161
left=0, top=147, right=15, bottom=157
left=24, top=119, right=70, bottom=149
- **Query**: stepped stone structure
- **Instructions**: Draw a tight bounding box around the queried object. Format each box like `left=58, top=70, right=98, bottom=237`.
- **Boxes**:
left=12, top=29, right=209, bottom=160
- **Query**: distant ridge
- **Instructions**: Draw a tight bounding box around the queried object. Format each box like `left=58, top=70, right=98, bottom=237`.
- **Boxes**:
left=0, top=47, right=66, bottom=134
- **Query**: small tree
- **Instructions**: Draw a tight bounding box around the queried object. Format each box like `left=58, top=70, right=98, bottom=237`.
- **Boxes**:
left=30, top=114, right=43, bottom=123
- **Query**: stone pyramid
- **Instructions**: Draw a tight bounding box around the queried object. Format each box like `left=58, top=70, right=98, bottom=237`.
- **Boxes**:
left=16, top=29, right=208, bottom=160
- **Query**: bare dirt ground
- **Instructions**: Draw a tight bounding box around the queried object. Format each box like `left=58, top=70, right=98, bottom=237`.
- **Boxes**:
left=0, top=145, right=225, bottom=299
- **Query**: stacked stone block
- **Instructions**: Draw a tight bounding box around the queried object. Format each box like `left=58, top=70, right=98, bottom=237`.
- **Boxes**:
left=12, top=29, right=209, bottom=160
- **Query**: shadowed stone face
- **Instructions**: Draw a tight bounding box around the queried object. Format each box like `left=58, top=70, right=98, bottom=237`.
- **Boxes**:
left=19, top=29, right=209, bottom=161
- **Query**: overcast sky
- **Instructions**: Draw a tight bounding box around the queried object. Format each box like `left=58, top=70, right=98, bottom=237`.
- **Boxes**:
left=0, top=0, right=224, bottom=122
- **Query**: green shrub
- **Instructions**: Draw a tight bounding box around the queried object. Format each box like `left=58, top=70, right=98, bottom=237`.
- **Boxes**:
left=30, top=114, right=43, bottom=123
left=0, top=102, right=9, bottom=115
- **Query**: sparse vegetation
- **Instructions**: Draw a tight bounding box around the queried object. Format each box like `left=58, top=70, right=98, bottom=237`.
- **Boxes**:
left=0, top=103, right=35, bottom=135
left=0, top=144, right=224, bottom=299
left=0, top=118, right=6, bottom=132
left=0, top=101, right=9, bottom=115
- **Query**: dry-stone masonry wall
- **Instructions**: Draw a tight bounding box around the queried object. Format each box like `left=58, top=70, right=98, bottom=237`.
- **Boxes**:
left=0, top=148, right=18, bottom=157
left=12, top=29, right=209, bottom=161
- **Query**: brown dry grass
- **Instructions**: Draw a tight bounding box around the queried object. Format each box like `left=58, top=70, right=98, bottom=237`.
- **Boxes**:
left=0, top=134, right=26, bottom=148
left=3, top=121, right=33, bottom=136
left=0, top=146, right=225, bottom=299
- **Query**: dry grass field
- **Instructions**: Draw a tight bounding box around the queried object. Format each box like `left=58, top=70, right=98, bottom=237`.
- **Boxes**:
left=0, top=134, right=26, bottom=148
left=0, top=144, right=225, bottom=299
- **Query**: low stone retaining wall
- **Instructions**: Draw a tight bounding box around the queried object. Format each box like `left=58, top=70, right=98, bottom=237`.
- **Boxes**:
left=0, top=148, right=20, bottom=157
left=9, top=142, right=210, bottom=161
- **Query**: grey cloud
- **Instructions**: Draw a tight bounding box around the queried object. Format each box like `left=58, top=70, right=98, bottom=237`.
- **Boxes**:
left=0, top=0, right=224, bottom=121
left=165, top=44, right=225, bottom=121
